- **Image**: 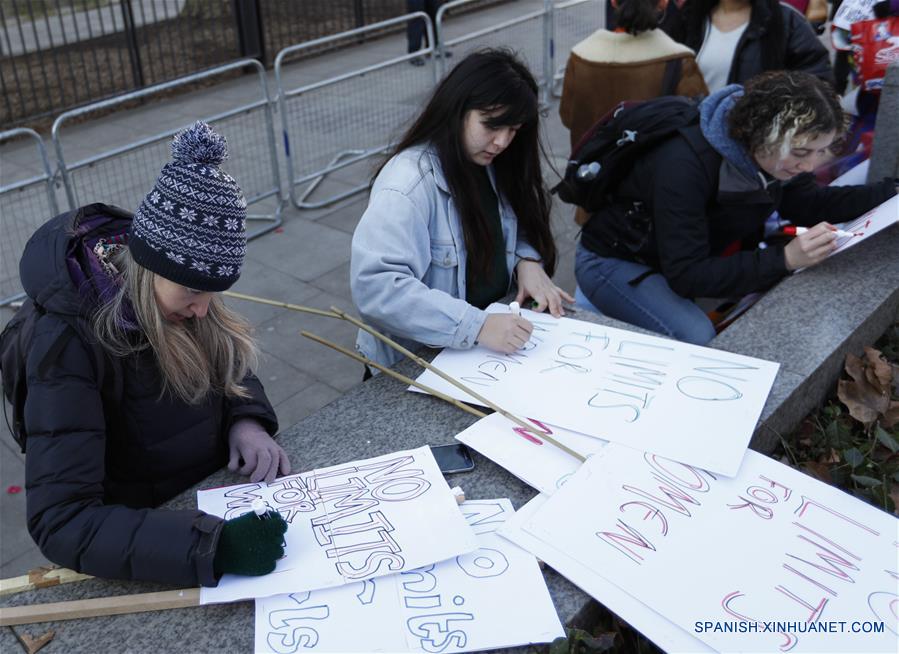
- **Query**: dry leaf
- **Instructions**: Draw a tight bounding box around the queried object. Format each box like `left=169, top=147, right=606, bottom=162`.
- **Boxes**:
left=822, top=448, right=841, bottom=464
left=844, top=353, right=866, bottom=384
left=882, top=401, right=899, bottom=430
left=837, top=379, right=885, bottom=426
left=803, top=461, right=833, bottom=484
left=890, top=484, right=899, bottom=516
left=863, top=347, right=893, bottom=389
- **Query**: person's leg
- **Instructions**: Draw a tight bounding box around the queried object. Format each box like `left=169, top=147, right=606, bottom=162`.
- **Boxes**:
left=575, top=245, right=716, bottom=345
left=406, top=0, right=426, bottom=54
left=575, top=284, right=603, bottom=315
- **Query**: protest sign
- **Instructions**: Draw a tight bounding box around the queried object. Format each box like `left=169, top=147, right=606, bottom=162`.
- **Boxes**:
left=416, top=306, right=779, bottom=476
left=197, top=447, right=477, bottom=604
left=255, top=499, right=564, bottom=653
left=499, top=495, right=713, bottom=653
left=522, top=445, right=899, bottom=653
left=455, top=412, right=605, bottom=494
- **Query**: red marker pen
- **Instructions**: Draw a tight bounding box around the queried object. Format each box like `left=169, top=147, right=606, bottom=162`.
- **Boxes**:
left=782, top=225, right=860, bottom=238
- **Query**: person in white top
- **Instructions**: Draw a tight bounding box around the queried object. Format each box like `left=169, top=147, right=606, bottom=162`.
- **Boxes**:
left=695, top=2, right=750, bottom=91
left=665, top=0, right=833, bottom=88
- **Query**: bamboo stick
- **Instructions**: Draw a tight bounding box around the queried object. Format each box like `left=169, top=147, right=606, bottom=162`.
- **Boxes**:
left=301, top=331, right=488, bottom=421
left=0, top=588, right=200, bottom=626
left=0, top=567, right=92, bottom=598
left=329, top=306, right=587, bottom=462
left=223, top=290, right=339, bottom=319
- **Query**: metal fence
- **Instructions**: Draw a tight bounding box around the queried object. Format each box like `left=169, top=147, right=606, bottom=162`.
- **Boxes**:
left=437, top=0, right=551, bottom=100
left=0, top=127, right=58, bottom=305
left=51, top=58, right=282, bottom=240
left=1, top=0, right=512, bottom=128
left=550, top=0, right=605, bottom=96
left=275, top=13, right=440, bottom=209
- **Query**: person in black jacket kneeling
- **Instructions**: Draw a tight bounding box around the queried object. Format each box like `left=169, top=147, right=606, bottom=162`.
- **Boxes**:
left=20, top=122, right=290, bottom=587
left=575, top=71, right=897, bottom=345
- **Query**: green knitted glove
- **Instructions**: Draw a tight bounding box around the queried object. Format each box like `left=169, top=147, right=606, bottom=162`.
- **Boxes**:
left=213, top=510, right=288, bottom=577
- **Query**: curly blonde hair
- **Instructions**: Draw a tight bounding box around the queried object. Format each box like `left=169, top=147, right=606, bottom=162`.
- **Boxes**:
left=728, top=71, right=846, bottom=160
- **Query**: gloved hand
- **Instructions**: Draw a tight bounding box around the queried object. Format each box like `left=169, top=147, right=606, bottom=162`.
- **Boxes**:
left=227, top=419, right=291, bottom=483
left=213, top=510, right=288, bottom=577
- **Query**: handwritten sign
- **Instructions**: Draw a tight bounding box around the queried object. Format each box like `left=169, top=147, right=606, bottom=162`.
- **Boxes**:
left=255, top=499, right=564, bottom=653
left=825, top=195, right=898, bottom=262
left=455, top=413, right=605, bottom=495
left=522, top=444, right=899, bottom=653
left=499, top=495, right=713, bottom=653
left=416, top=306, right=779, bottom=476
left=197, top=447, right=478, bottom=604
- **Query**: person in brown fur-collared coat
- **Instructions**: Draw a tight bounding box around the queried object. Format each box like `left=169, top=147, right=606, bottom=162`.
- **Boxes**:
left=560, top=0, right=708, bottom=153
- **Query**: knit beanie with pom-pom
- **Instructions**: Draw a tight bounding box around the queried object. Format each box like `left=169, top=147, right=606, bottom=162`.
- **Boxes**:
left=129, top=121, right=247, bottom=292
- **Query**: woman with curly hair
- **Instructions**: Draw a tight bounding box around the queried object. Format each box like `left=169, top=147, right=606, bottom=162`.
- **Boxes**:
left=574, top=71, right=897, bottom=344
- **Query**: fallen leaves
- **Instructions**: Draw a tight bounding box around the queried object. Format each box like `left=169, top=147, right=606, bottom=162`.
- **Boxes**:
left=837, top=347, right=899, bottom=428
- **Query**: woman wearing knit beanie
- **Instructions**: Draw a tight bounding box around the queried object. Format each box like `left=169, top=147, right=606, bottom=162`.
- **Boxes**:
left=15, top=122, right=290, bottom=586
left=574, top=71, right=898, bottom=345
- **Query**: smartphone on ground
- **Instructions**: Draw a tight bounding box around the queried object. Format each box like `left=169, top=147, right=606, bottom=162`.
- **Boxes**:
left=430, top=443, right=475, bottom=474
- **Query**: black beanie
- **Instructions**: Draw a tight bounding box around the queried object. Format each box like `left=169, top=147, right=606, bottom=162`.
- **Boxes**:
left=129, top=121, right=247, bottom=292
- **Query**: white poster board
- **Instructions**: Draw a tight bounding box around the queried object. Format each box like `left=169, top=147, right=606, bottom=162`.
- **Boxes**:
left=455, top=413, right=605, bottom=495
left=826, top=195, right=899, bottom=261
left=499, top=495, right=713, bottom=654
left=522, top=444, right=899, bottom=653
left=255, top=499, right=564, bottom=653
left=416, top=306, right=779, bottom=476
left=197, top=447, right=478, bottom=604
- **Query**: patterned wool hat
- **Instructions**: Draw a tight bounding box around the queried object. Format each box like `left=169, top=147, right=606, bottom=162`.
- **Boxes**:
left=129, top=121, right=247, bottom=292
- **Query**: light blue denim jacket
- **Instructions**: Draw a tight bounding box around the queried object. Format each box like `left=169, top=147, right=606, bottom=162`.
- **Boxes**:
left=350, top=145, right=542, bottom=367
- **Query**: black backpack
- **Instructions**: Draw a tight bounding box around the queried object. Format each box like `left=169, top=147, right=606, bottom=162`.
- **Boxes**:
left=1, top=299, right=120, bottom=453
left=552, top=95, right=702, bottom=212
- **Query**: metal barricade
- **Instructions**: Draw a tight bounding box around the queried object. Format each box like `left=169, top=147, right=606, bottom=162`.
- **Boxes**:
left=51, top=59, right=283, bottom=241
left=436, top=0, right=550, bottom=100
left=275, top=13, right=439, bottom=210
left=0, top=128, right=60, bottom=306
left=551, top=0, right=606, bottom=97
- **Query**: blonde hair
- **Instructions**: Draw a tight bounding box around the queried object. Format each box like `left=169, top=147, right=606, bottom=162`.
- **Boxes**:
left=93, top=247, right=258, bottom=404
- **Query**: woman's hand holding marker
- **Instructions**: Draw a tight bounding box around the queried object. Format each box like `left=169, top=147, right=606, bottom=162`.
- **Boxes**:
left=515, top=259, right=575, bottom=318
left=783, top=221, right=843, bottom=271
left=477, top=312, right=533, bottom=353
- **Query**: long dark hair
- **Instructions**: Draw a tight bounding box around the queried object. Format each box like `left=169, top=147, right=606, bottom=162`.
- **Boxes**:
left=381, top=49, right=556, bottom=277
left=617, top=0, right=663, bottom=35
left=680, top=0, right=785, bottom=72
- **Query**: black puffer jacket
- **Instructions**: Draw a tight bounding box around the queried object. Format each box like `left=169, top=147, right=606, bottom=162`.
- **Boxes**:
left=21, top=204, right=278, bottom=586
left=580, top=128, right=896, bottom=298
left=665, top=0, right=834, bottom=86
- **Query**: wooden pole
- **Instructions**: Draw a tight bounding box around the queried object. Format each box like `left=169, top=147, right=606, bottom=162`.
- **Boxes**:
left=0, top=567, right=92, bottom=598
left=0, top=588, right=200, bottom=626
left=222, top=291, right=339, bottom=319
left=330, top=306, right=587, bottom=462
left=300, top=331, right=488, bottom=421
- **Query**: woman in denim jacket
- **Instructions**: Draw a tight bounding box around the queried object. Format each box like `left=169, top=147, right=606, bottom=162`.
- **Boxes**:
left=351, top=50, right=572, bottom=368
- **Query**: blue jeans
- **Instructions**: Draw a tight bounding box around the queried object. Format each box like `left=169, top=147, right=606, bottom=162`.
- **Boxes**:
left=575, top=245, right=716, bottom=345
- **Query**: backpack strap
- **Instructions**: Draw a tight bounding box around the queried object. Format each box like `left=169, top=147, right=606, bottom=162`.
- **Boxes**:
left=678, top=123, right=721, bottom=183
left=660, top=58, right=683, bottom=97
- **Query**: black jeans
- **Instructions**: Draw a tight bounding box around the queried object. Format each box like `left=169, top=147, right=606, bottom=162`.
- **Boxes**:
left=407, top=0, right=440, bottom=53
